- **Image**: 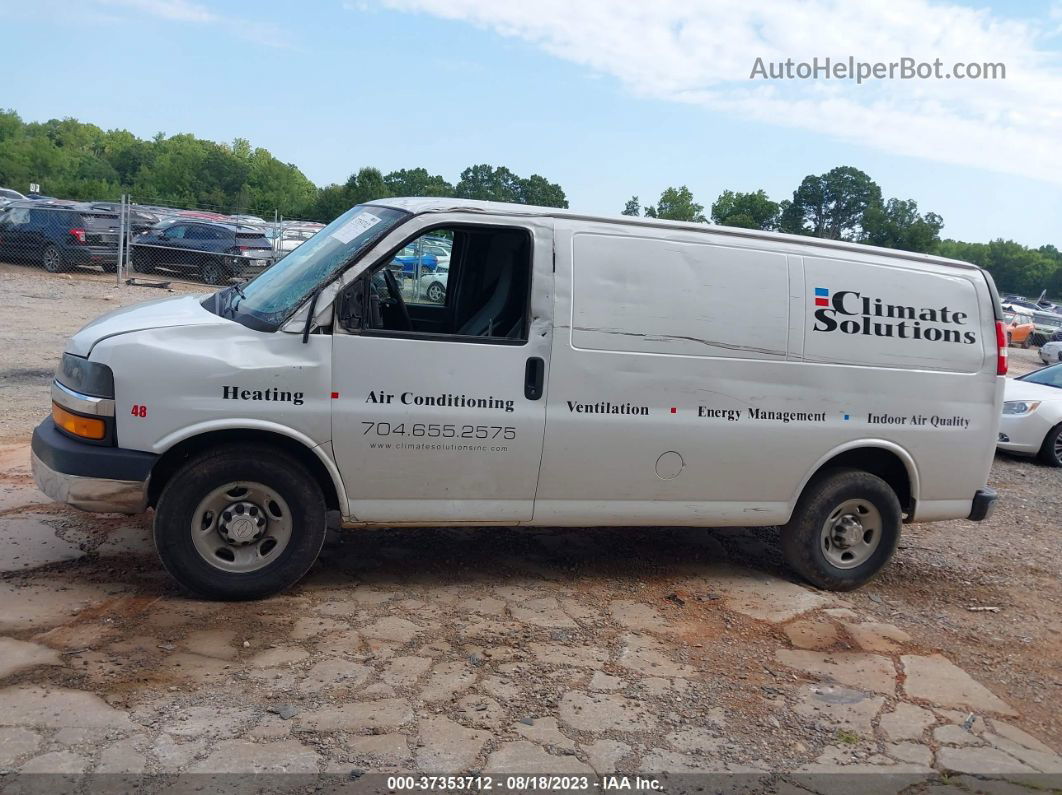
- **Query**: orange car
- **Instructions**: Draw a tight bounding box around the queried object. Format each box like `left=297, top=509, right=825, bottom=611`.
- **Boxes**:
left=1003, top=307, right=1036, bottom=348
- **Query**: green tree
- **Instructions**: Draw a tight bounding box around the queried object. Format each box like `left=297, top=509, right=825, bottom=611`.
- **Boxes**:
left=520, top=173, right=568, bottom=208
left=780, top=166, right=882, bottom=240
left=622, top=196, right=640, bottom=216
left=383, top=167, right=453, bottom=197
left=710, top=189, right=780, bottom=230
left=645, top=186, right=705, bottom=222
left=455, top=164, right=523, bottom=203
left=454, top=164, right=567, bottom=207
left=860, top=198, right=943, bottom=253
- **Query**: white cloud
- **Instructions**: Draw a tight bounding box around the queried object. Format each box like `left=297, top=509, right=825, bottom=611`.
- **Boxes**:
left=98, top=0, right=217, bottom=23
left=377, top=0, right=1062, bottom=185
left=96, top=0, right=288, bottom=47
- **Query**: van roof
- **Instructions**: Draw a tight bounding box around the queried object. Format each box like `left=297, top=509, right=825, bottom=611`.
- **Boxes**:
left=366, top=196, right=982, bottom=273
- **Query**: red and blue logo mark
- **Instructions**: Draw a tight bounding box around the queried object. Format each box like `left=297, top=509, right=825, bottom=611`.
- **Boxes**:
left=814, top=287, right=830, bottom=307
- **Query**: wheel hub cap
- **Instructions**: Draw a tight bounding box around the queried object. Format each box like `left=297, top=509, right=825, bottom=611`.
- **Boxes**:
left=832, top=515, right=863, bottom=548
left=218, top=501, right=266, bottom=545
left=191, top=482, right=293, bottom=573
left=819, top=498, right=882, bottom=570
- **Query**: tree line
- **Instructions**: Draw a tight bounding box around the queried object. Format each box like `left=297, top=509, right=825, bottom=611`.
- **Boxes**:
left=0, top=110, right=567, bottom=222
left=623, top=166, right=1061, bottom=297
left=0, top=110, right=1057, bottom=297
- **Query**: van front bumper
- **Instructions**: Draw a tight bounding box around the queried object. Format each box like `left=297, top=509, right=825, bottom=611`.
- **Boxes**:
left=31, top=419, right=157, bottom=514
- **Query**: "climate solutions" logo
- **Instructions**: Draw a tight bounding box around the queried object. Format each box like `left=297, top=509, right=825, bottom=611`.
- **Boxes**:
left=812, top=287, right=977, bottom=344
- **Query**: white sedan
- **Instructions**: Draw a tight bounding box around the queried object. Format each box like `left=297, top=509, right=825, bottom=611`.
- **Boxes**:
left=1040, top=339, right=1062, bottom=364
left=998, top=363, right=1062, bottom=466
left=417, top=266, right=448, bottom=304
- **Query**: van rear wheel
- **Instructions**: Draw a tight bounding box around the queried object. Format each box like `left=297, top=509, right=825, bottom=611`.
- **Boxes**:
left=154, top=444, right=326, bottom=600
left=782, top=469, right=901, bottom=591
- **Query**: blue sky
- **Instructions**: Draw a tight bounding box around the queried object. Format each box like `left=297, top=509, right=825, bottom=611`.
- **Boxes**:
left=5, top=0, right=1062, bottom=246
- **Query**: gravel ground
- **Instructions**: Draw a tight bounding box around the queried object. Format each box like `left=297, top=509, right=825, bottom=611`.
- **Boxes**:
left=0, top=264, right=1058, bottom=787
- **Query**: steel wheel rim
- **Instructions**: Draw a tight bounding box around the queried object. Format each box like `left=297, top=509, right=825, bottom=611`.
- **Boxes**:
left=191, top=481, right=292, bottom=573
left=820, top=498, right=882, bottom=569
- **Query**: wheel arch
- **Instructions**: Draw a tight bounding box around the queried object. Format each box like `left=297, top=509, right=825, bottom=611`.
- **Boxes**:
left=790, top=441, right=919, bottom=521
left=146, top=422, right=345, bottom=513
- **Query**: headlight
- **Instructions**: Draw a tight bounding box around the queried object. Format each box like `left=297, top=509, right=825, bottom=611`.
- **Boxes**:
left=1002, top=400, right=1040, bottom=416
left=56, top=353, right=114, bottom=398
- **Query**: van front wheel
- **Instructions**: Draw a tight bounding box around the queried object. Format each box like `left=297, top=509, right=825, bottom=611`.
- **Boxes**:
left=782, top=469, right=901, bottom=591
left=154, top=445, right=327, bottom=600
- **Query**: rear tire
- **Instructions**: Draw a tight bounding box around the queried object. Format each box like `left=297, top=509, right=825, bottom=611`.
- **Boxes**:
left=782, top=468, right=902, bottom=591
left=199, top=258, right=227, bottom=285
left=42, top=245, right=66, bottom=273
left=1006, top=332, right=1012, bottom=346
left=426, top=281, right=445, bottom=303
left=154, top=444, right=327, bottom=600
left=1039, top=424, right=1062, bottom=467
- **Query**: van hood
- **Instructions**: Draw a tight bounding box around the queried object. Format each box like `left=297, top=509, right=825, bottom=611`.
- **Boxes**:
left=1004, top=377, right=1062, bottom=403
left=68, top=294, right=230, bottom=357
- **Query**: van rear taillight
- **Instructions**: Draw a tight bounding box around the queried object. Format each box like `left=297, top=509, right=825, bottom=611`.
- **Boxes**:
left=995, top=320, right=1008, bottom=375
left=69, top=228, right=86, bottom=244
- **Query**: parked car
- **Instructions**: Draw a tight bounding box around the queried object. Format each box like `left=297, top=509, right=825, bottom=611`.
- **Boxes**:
left=389, top=242, right=438, bottom=276
left=0, top=187, right=26, bottom=206
left=131, top=221, right=274, bottom=284
left=1040, top=339, right=1062, bottom=364
left=418, top=263, right=448, bottom=303
left=265, top=225, right=319, bottom=256
left=231, top=214, right=267, bottom=226
left=0, top=202, right=119, bottom=272
left=1029, top=310, right=1062, bottom=346
left=1002, top=307, right=1036, bottom=348
left=87, top=202, right=160, bottom=234
left=998, top=362, right=1062, bottom=466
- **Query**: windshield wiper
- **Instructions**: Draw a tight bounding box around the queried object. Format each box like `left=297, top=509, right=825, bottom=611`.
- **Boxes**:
left=224, top=281, right=249, bottom=319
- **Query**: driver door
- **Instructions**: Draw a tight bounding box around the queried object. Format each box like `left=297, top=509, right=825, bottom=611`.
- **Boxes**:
left=330, top=217, right=554, bottom=523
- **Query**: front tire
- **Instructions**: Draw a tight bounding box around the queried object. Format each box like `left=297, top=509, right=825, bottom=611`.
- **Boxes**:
left=782, top=469, right=902, bottom=591
left=1021, top=335, right=1031, bottom=349
left=1039, top=424, right=1062, bottom=467
left=154, top=445, right=327, bottom=600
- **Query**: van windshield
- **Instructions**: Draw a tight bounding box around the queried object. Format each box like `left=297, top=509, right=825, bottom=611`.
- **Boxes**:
left=214, top=205, right=410, bottom=331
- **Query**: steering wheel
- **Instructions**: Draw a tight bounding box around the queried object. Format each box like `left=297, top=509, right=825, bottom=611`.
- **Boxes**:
left=382, top=268, right=412, bottom=332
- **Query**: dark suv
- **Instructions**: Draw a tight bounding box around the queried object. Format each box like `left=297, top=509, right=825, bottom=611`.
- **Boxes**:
left=0, top=202, right=120, bottom=272
left=132, top=221, right=274, bottom=284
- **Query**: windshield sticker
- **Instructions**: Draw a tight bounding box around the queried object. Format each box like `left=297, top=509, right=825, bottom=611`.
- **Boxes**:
left=331, top=212, right=383, bottom=244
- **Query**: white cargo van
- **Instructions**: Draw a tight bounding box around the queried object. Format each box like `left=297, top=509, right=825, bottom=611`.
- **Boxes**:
left=33, top=198, right=1005, bottom=599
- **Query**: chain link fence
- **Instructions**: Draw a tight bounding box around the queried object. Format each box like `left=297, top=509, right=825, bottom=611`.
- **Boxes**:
left=0, top=194, right=323, bottom=289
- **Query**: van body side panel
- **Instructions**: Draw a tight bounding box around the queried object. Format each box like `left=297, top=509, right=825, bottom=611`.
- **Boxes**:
left=570, top=233, right=789, bottom=360
left=535, top=221, right=998, bottom=526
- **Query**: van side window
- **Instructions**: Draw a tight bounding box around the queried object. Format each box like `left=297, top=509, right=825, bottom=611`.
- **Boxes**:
left=345, top=226, right=531, bottom=344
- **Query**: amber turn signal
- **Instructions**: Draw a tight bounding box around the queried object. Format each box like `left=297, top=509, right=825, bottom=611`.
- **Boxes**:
left=52, top=403, right=106, bottom=440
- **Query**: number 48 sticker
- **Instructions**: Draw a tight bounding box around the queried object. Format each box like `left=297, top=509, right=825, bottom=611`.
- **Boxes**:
left=130, top=404, right=148, bottom=418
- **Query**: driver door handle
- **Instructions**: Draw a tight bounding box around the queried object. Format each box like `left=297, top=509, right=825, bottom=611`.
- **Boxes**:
left=524, top=357, right=544, bottom=400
